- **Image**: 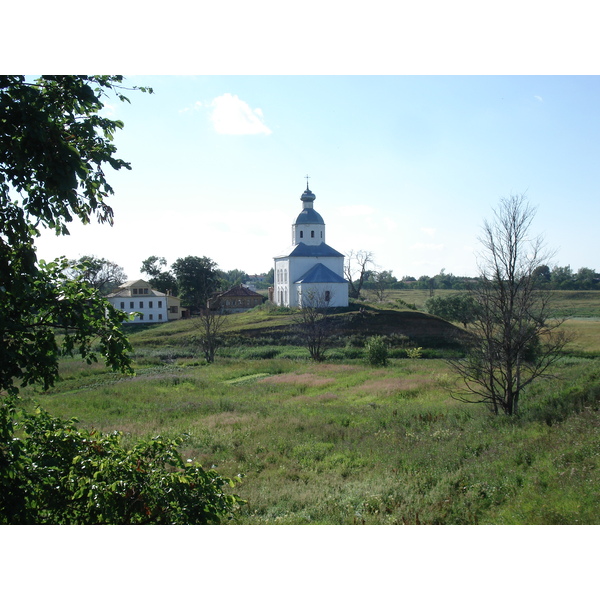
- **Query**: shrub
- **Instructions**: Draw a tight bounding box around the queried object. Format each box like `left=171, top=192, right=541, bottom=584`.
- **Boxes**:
left=0, top=400, right=243, bottom=524
left=365, top=335, right=389, bottom=367
left=405, top=347, right=423, bottom=359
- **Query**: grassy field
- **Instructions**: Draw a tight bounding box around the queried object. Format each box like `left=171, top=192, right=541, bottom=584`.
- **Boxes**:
left=20, top=295, right=600, bottom=524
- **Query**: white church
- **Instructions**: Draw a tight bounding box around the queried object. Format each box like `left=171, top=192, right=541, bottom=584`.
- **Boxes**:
left=272, top=182, right=349, bottom=308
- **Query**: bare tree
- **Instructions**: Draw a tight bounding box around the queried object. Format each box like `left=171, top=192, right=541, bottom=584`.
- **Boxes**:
left=294, top=289, right=332, bottom=362
left=193, top=310, right=227, bottom=363
left=344, top=250, right=374, bottom=299
left=449, top=194, right=571, bottom=416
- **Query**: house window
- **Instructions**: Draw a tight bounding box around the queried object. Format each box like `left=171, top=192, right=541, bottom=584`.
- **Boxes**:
left=149, top=301, right=153, bottom=308
left=139, top=314, right=144, bottom=320
left=133, top=288, right=138, bottom=295
left=158, top=301, right=162, bottom=308
left=139, top=301, right=143, bottom=308
left=149, top=314, right=153, bottom=320
left=170, top=306, right=179, bottom=314
left=144, top=288, right=149, bottom=294
left=120, top=302, right=125, bottom=309
left=158, top=314, right=163, bottom=320
left=325, top=290, right=331, bottom=302
left=130, top=301, right=134, bottom=309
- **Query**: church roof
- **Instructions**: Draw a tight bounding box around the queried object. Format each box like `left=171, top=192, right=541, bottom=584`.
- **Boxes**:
left=274, top=242, right=344, bottom=259
left=294, top=263, right=348, bottom=284
left=295, top=207, right=325, bottom=225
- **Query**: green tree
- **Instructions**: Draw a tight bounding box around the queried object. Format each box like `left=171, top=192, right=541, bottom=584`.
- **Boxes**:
left=68, top=254, right=127, bottom=294
left=550, top=265, right=574, bottom=289
left=425, top=293, right=478, bottom=328
left=0, top=75, right=141, bottom=394
left=0, top=76, right=242, bottom=524
left=449, top=195, right=570, bottom=416
left=171, top=255, right=220, bottom=312
left=219, top=269, right=250, bottom=288
left=574, top=267, right=598, bottom=290
left=141, top=255, right=178, bottom=295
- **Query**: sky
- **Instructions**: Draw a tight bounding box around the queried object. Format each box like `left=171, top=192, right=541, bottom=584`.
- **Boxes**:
left=33, top=74, right=600, bottom=283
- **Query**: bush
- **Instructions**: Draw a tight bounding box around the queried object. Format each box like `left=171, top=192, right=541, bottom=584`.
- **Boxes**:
left=365, top=335, right=389, bottom=367
left=0, top=400, right=243, bottom=524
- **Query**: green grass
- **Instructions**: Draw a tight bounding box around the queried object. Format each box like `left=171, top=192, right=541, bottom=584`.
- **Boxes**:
left=20, top=291, right=600, bottom=524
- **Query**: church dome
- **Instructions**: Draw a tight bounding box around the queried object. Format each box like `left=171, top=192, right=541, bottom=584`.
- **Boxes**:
left=295, top=207, right=325, bottom=225
left=296, top=183, right=324, bottom=224
left=301, top=187, right=316, bottom=203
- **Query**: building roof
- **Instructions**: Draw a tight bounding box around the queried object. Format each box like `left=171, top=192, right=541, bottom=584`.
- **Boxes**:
left=295, top=207, right=325, bottom=225
left=107, top=279, right=169, bottom=298
left=274, top=242, right=345, bottom=259
left=294, top=263, right=348, bottom=284
left=217, top=285, right=263, bottom=298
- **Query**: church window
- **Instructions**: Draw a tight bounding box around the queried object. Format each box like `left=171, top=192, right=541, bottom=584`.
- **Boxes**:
left=311, top=230, right=315, bottom=238
left=325, top=290, right=331, bottom=302
left=321, top=231, right=323, bottom=238
left=300, top=231, right=303, bottom=238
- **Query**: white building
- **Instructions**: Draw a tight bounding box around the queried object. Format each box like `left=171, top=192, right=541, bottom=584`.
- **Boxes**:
left=273, top=183, right=348, bottom=308
left=106, top=279, right=183, bottom=323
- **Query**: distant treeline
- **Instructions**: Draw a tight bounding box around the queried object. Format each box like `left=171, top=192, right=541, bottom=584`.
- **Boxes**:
left=360, top=265, right=600, bottom=291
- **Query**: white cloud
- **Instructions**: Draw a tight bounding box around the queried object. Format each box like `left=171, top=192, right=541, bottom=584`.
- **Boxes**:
left=534, top=95, right=544, bottom=102
left=210, top=93, right=272, bottom=135
left=420, top=227, right=436, bottom=237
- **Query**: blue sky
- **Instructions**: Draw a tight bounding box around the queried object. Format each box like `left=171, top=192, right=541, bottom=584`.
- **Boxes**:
left=35, top=75, right=600, bottom=281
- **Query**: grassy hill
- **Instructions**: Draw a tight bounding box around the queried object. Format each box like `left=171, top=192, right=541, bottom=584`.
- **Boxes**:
left=21, top=295, right=600, bottom=524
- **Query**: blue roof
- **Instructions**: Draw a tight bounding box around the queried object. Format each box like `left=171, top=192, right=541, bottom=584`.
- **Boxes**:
left=295, top=263, right=348, bottom=284
left=275, top=242, right=345, bottom=259
left=295, top=207, right=325, bottom=225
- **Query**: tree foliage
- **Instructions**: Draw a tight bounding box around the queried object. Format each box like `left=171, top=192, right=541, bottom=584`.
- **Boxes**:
left=171, top=255, right=220, bottom=312
left=425, top=293, right=478, bottom=328
left=449, top=195, right=570, bottom=416
left=0, top=75, right=143, bottom=394
left=68, top=254, right=127, bottom=294
left=140, top=255, right=178, bottom=295
left=0, top=402, right=243, bottom=524
left=0, top=76, right=244, bottom=524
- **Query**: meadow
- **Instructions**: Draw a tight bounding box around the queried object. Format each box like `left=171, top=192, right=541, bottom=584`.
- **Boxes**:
left=20, top=293, right=600, bottom=524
